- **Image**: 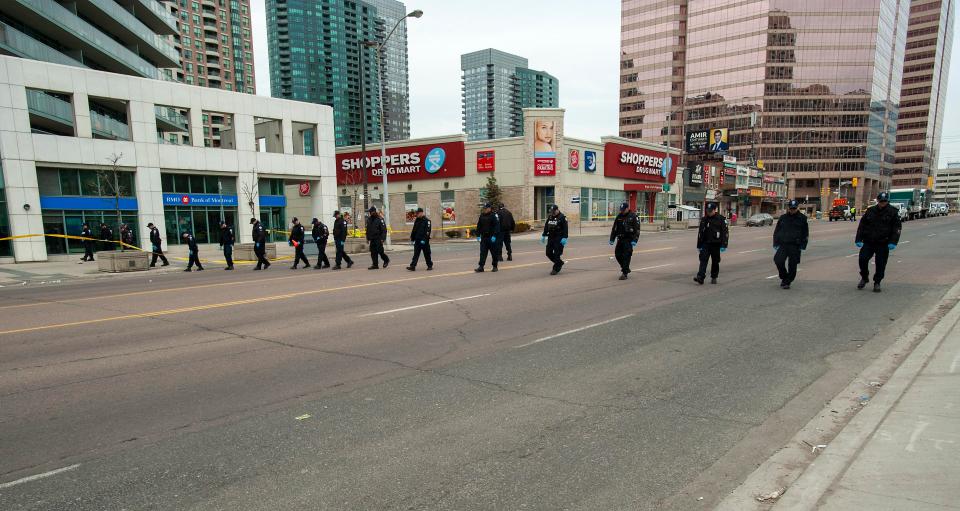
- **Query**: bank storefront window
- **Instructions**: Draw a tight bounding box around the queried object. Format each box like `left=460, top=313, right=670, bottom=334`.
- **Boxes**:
left=259, top=178, right=287, bottom=242
left=161, top=173, right=238, bottom=244
left=580, top=188, right=626, bottom=222
left=37, top=167, right=139, bottom=254
left=0, top=170, right=9, bottom=257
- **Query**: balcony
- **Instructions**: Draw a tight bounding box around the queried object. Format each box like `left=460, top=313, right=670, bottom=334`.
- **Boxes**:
left=0, top=21, right=84, bottom=69
left=90, top=110, right=131, bottom=140
left=79, top=0, right=180, bottom=66
left=154, top=106, right=188, bottom=133
left=127, top=0, right=178, bottom=35
left=27, top=89, right=75, bottom=136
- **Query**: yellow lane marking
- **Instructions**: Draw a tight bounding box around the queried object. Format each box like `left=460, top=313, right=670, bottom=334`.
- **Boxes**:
left=0, top=247, right=675, bottom=336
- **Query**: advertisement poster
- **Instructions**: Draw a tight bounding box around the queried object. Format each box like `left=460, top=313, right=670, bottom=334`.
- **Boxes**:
left=477, top=150, right=495, bottom=172
left=405, top=203, right=419, bottom=224
left=584, top=151, right=597, bottom=172
left=687, top=162, right=704, bottom=186
left=569, top=149, right=580, bottom=170
left=686, top=130, right=709, bottom=153
left=533, top=118, right=557, bottom=176
left=441, top=199, right=456, bottom=223
left=709, top=128, right=729, bottom=152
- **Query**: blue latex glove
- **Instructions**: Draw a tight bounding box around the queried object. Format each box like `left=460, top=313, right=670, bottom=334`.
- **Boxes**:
left=888, top=243, right=897, bottom=251
left=288, top=241, right=293, bottom=246
left=631, top=241, right=637, bottom=248
left=773, top=245, right=779, bottom=251
left=609, top=240, right=615, bottom=246
left=698, top=247, right=704, bottom=252
left=491, top=236, right=497, bottom=243
left=255, top=242, right=260, bottom=248
left=476, top=237, right=481, bottom=242
left=856, top=242, right=863, bottom=248
left=420, top=240, right=426, bottom=245
left=541, top=236, right=546, bottom=244
left=560, top=238, right=568, bottom=246
left=720, top=247, right=727, bottom=253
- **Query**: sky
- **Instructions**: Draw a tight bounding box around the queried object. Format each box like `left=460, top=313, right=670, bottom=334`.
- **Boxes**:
left=251, top=0, right=960, bottom=168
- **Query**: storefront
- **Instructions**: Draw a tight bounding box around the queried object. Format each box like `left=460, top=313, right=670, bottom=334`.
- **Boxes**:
left=0, top=168, right=10, bottom=257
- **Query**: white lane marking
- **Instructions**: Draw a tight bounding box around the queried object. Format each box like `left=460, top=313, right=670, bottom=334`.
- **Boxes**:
left=634, top=263, right=673, bottom=271
left=902, top=240, right=911, bottom=244
left=928, top=233, right=938, bottom=237
left=360, top=294, right=490, bottom=317
left=905, top=421, right=930, bottom=453
left=738, top=249, right=766, bottom=254
left=515, top=314, right=634, bottom=349
left=950, top=230, right=956, bottom=233
left=845, top=253, right=859, bottom=258
left=950, top=353, right=960, bottom=374
left=0, top=464, right=81, bottom=489
left=766, top=275, right=779, bottom=279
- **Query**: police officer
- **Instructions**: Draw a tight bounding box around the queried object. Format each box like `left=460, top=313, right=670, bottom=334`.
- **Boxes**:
left=542, top=205, right=569, bottom=275
left=250, top=218, right=271, bottom=270
left=850, top=206, right=857, bottom=222
left=220, top=220, right=235, bottom=270
left=694, top=203, right=729, bottom=285
left=856, top=192, right=902, bottom=292
left=366, top=207, right=389, bottom=269
left=475, top=202, right=500, bottom=272
left=119, top=223, right=134, bottom=251
left=147, top=222, right=169, bottom=267
left=407, top=208, right=433, bottom=271
left=497, top=203, right=516, bottom=261
left=773, top=199, right=809, bottom=289
left=609, top=202, right=640, bottom=280
left=332, top=211, right=354, bottom=270
left=289, top=217, right=310, bottom=269
left=311, top=217, right=331, bottom=270
left=99, top=222, right=113, bottom=252
left=80, top=222, right=95, bottom=262
left=182, top=231, right=203, bottom=271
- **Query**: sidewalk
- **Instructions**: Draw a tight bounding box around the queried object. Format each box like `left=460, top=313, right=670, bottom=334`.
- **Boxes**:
left=772, top=291, right=960, bottom=510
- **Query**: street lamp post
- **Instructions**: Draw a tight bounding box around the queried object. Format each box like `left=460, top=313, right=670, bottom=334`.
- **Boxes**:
left=367, top=9, right=423, bottom=247
left=782, top=130, right=815, bottom=212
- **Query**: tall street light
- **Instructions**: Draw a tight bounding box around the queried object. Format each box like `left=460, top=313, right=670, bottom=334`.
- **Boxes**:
left=782, top=129, right=815, bottom=211
left=366, top=9, right=423, bottom=247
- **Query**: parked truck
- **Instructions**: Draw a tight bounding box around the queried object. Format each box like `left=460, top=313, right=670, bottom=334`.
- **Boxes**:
left=888, top=188, right=928, bottom=220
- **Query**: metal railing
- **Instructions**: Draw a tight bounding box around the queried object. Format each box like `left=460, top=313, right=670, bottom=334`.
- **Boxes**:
left=26, top=89, right=75, bottom=126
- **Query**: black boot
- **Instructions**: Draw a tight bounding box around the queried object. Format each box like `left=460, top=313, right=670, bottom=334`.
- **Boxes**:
left=873, top=282, right=882, bottom=293
left=694, top=276, right=704, bottom=285
left=857, top=278, right=868, bottom=290
left=619, top=273, right=628, bottom=281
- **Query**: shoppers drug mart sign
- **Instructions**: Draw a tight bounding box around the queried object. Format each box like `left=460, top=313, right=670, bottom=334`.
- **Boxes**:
left=603, top=142, right=677, bottom=183
left=337, top=141, right=465, bottom=185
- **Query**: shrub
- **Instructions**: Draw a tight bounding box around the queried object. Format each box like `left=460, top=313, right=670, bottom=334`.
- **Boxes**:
left=445, top=229, right=462, bottom=238
left=513, top=222, right=531, bottom=233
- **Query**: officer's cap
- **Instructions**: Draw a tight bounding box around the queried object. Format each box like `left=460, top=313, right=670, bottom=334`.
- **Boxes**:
left=620, top=202, right=629, bottom=211
left=483, top=202, right=492, bottom=209
left=311, top=217, right=319, bottom=224
left=147, top=222, right=154, bottom=228
left=877, top=192, right=889, bottom=202
left=788, top=199, right=799, bottom=209
left=416, top=207, right=424, bottom=213
left=368, top=206, right=377, bottom=213
left=249, top=218, right=258, bottom=224
left=292, top=217, right=299, bottom=223
left=550, top=204, right=560, bottom=212
left=706, top=203, right=718, bottom=211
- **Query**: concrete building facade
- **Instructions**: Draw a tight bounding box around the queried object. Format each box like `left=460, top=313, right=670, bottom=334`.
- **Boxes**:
left=933, top=162, right=960, bottom=207
left=0, top=56, right=336, bottom=262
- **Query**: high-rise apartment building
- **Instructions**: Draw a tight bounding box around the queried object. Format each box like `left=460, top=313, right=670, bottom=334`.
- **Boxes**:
left=267, top=0, right=411, bottom=148
left=893, top=0, right=954, bottom=187
left=620, top=0, right=914, bottom=211
left=461, top=49, right=559, bottom=141
left=0, top=0, right=180, bottom=79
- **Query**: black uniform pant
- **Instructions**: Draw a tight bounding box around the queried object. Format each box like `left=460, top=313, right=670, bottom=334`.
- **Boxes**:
left=293, top=242, right=310, bottom=267
left=859, top=242, right=890, bottom=284
left=254, top=243, right=270, bottom=269
left=615, top=238, right=634, bottom=274
left=222, top=244, right=233, bottom=268
left=774, top=244, right=801, bottom=284
left=411, top=240, right=433, bottom=267
left=478, top=237, right=497, bottom=268
left=187, top=251, right=203, bottom=270
left=314, top=240, right=330, bottom=267
left=150, top=245, right=168, bottom=266
left=369, top=239, right=389, bottom=267
left=335, top=240, right=352, bottom=266
left=546, top=238, right=565, bottom=272
left=83, top=242, right=95, bottom=261
left=697, top=245, right=722, bottom=279
left=497, top=232, right=512, bottom=260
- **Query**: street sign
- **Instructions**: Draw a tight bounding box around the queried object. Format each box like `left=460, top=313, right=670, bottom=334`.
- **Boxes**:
left=662, top=183, right=671, bottom=192
left=570, top=196, right=580, bottom=204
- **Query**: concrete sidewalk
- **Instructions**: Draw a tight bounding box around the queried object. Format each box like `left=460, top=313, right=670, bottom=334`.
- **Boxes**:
left=772, top=290, right=960, bottom=510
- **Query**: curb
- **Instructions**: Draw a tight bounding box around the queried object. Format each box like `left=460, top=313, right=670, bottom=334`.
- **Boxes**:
left=714, top=278, right=960, bottom=510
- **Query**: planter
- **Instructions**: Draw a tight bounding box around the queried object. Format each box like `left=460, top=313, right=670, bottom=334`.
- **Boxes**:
left=640, top=223, right=664, bottom=232
left=97, top=251, right=149, bottom=273
left=234, top=243, right=277, bottom=262
left=345, top=238, right=369, bottom=254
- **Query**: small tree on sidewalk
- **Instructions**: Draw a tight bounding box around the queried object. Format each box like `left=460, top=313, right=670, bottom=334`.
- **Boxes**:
left=481, top=173, right=503, bottom=207
left=91, top=153, right=128, bottom=250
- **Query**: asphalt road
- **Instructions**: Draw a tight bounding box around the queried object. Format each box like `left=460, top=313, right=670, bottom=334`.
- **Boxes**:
left=2, top=215, right=959, bottom=510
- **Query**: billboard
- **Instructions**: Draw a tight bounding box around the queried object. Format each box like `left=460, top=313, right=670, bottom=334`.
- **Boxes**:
left=533, top=118, right=556, bottom=176
left=603, top=142, right=677, bottom=183
left=686, top=162, right=704, bottom=186
left=709, top=128, right=729, bottom=152
left=337, top=141, right=466, bottom=185
left=477, top=150, right=495, bottom=172
left=686, top=130, right=710, bottom=153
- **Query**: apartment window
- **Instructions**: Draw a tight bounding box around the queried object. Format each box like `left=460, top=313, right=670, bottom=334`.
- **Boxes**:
left=26, top=89, right=75, bottom=137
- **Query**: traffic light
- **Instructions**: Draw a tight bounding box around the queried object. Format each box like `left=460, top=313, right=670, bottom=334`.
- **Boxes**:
left=852, top=177, right=858, bottom=188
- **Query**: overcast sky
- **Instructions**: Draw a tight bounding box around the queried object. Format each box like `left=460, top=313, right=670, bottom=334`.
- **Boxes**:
left=252, top=0, right=960, bottom=167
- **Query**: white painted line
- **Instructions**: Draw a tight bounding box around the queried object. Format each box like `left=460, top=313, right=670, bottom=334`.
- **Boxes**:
left=902, top=240, right=911, bottom=244
left=0, top=464, right=80, bottom=490
left=515, top=314, right=634, bottom=349
left=766, top=275, right=779, bottom=279
left=634, top=263, right=673, bottom=271
left=950, top=353, right=960, bottom=374
left=360, top=294, right=490, bottom=317
left=950, top=230, right=956, bottom=233
left=928, top=233, right=938, bottom=237
left=738, top=249, right=766, bottom=254
left=905, top=420, right=930, bottom=453
left=845, top=253, right=859, bottom=258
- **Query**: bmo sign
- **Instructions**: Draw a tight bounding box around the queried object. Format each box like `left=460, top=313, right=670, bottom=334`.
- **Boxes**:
left=337, top=141, right=465, bottom=185
left=603, top=142, right=677, bottom=183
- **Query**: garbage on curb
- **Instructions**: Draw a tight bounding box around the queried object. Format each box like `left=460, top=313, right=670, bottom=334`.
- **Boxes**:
left=869, top=381, right=883, bottom=388
left=859, top=395, right=871, bottom=406
left=756, top=487, right=787, bottom=502
left=812, top=444, right=827, bottom=454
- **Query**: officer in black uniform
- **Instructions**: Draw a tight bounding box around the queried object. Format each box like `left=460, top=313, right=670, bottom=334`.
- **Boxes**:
left=407, top=208, right=433, bottom=271
left=332, top=211, right=354, bottom=270
left=497, top=203, right=516, bottom=261
left=80, top=222, right=95, bottom=262
left=289, top=217, right=310, bottom=269
left=856, top=192, right=902, bottom=292
left=250, top=218, right=270, bottom=270
left=609, top=202, right=640, bottom=280
left=219, top=220, right=235, bottom=270
left=119, top=223, right=134, bottom=251
left=773, top=199, right=809, bottom=289
left=182, top=231, right=203, bottom=271
left=147, top=222, right=169, bottom=267
left=542, top=205, right=569, bottom=275
left=475, top=203, right=500, bottom=272
left=311, top=218, right=331, bottom=269
left=694, top=202, right=729, bottom=285
left=366, top=207, right=389, bottom=269
left=99, top=222, right=113, bottom=252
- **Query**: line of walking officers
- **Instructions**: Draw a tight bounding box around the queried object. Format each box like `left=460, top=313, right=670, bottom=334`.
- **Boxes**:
left=144, top=192, right=902, bottom=291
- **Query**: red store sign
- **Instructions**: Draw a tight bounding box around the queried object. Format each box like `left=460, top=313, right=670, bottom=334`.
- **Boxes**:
left=477, top=150, right=495, bottom=172
left=337, top=141, right=466, bottom=185
left=535, top=158, right=556, bottom=176
left=603, top=142, right=677, bottom=183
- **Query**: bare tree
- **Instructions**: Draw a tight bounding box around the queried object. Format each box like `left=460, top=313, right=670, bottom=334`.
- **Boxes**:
left=89, top=153, right=127, bottom=250
left=240, top=167, right=259, bottom=219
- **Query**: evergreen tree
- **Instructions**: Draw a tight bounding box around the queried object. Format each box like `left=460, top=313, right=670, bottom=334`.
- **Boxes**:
left=482, top=174, right=503, bottom=207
